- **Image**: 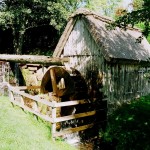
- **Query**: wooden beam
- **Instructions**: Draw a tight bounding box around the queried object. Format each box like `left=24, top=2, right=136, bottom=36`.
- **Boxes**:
left=54, top=110, right=96, bottom=123
left=50, top=68, right=58, bottom=96
left=16, top=86, right=41, bottom=90
left=53, top=18, right=76, bottom=57
left=51, top=101, right=57, bottom=136
left=9, top=86, right=53, bottom=107
left=10, top=99, right=53, bottom=122
left=0, top=54, right=69, bottom=65
left=55, top=99, right=90, bottom=107
left=53, top=123, right=94, bottom=137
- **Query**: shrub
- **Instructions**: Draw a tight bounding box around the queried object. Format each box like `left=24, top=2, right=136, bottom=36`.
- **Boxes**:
left=102, top=95, right=150, bottom=150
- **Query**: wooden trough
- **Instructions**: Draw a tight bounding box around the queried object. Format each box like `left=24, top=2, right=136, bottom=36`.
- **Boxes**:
left=8, top=66, right=98, bottom=139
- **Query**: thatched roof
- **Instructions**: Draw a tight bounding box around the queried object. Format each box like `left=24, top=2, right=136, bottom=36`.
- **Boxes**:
left=53, top=8, right=150, bottom=63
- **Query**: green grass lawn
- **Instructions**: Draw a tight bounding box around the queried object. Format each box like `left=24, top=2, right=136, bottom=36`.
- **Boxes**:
left=0, top=96, right=76, bottom=150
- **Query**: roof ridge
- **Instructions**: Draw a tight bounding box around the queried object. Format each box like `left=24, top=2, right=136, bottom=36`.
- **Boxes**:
left=69, top=8, right=141, bottom=32
left=69, top=8, right=113, bottom=23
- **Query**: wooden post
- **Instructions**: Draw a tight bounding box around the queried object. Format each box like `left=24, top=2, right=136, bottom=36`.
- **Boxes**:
left=9, top=90, right=15, bottom=107
left=51, top=101, right=57, bottom=139
left=20, top=96, right=24, bottom=105
left=50, top=68, right=58, bottom=96
left=10, top=91, right=15, bottom=102
left=20, top=96, right=25, bottom=112
left=2, top=62, right=5, bottom=82
left=0, top=54, right=69, bottom=65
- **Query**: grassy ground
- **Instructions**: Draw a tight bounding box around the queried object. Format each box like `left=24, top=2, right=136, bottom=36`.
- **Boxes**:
left=0, top=96, right=76, bottom=150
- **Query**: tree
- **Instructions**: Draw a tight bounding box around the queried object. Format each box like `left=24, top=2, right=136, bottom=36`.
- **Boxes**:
left=113, top=0, right=150, bottom=39
left=0, top=0, right=87, bottom=54
left=85, top=0, right=123, bottom=17
left=0, top=0, right=88, bottom=85
left=115, top=7, right=127, bottom=17
left=132, top=0, right=144, bottom=10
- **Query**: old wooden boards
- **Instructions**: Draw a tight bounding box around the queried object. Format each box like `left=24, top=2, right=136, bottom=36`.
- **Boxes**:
left=8, top=84, right=96, bottom=139
left=40, top=66, right=75, bottom=97
left=0, top=54, right=69, bottom=65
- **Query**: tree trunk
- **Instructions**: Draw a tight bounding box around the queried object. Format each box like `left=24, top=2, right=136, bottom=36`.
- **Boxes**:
left=17, top=31, right=24, bottom=54
left=12, top=29, right=24, bottom=54
left=0, top=54, right=69, bottom=65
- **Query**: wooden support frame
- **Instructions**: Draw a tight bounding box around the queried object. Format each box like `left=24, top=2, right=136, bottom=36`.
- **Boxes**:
left=8, top=84, right=98, bottom=139
left=0, top=54, right=69, bottom=65
left=53, top=123, right=94, bottom=137
left=51, top=101, right=57, bottom=137
left=50, top=68, right=58, bottom=96
left=54, top=110, right=96, bottom=123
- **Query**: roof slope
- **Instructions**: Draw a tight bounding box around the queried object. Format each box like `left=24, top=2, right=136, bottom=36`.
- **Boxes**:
left=53, top=8, right=150, bottom=63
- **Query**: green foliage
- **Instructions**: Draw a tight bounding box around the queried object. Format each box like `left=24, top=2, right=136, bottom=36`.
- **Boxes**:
left=0, top=96, right=76, bottom=150
left=132, top=0, right=144, bottom=10
left=0, top=0, right=87, bottom=54
left=102, top=95, right=150, bottom=150
left=114, top=0, right=150, bottom=38
left=85, top=0, right=122, bottom=17
left=136, top=22, right=150, bottom=43
left=0, top=11, right=14, bottom=29
left=0, top=0, right=87, bottom=31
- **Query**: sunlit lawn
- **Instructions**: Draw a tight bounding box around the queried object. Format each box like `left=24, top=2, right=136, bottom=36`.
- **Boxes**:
left=0, top=96, right=76, bottom=150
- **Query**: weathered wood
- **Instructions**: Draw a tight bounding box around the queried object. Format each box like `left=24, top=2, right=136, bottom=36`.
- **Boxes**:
left=8, top=84, right=97, bottom=138
left=10, top=85, right=90, bottom=108
left=53, top=123, right=94, bottom=137
left=51, top=101, right=57, bottom=135
left=55, top=99, right=89, bottom=107
left=54, top=110, right=96, bottom=123
left=41, top=66, right=75, bottom=97
left=50, top=68, right=58, bottom=96
left=16, top=86, right=41, bottom=90
left=53, top=18, right=76, bottom=57
left=10, top=91, right=15, bottom=102
left=28, top=67, right=38, bottom=71
left=9, top=86, right=54, bottom=107
left=26, top=64, right=41, bottom=67
left=10, top=99, right=53, bottom=122
left=0, top=54, right=69, bottom=65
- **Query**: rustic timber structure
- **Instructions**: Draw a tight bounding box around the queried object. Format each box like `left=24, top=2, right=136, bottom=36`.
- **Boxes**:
left=1, top=8, right=150, bottom=140
left=53, top=8, right=150, bottom=111
left=0, top=54, right=69, bottom=65
left=0, top=61, right=10, bottom=95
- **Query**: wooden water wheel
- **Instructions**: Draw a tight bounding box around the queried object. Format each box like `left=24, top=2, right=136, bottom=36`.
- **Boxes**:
left=40, top=66, right=89, bottom=128
left=40, top=66, right=75, bottom=97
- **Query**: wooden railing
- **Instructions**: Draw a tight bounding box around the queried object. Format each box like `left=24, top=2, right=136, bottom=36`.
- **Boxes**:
left=8, top=84, right=96, bottom=138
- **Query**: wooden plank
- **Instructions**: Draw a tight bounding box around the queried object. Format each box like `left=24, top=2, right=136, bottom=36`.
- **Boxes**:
left=26, top=86, right=41, bottom=90
left=20, top=96, right=25, bottom=105
left=9, top=91, right=15, bottom=102
left=10, top=99, right=53, bottom=122
left=51, top=101, right=57, bottom=135
left=10, top=86, right=90, bottom=108
left=26, top=64, right=41, bottom=67
left=28, top=67, right=38, bottom=71
left=53, top=123, right=94, bottom=137
left=50, top=68, right=58, bottom=95
left=14, top=97, right=22, bottom=102
left=9, top=86, right=53, bottom=107
left=0, top=54, right=69, bottom=65
left=55, top=99, right=89, bottom=107
left=17, top=86, right=41, bottom=90
left=54, top=110, right=96, bottom=123
left=53, top=18, right=76, bottom=57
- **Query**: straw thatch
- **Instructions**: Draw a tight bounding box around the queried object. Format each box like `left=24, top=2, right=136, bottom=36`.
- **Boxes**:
left=53, top=8, right=150, bottom=63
